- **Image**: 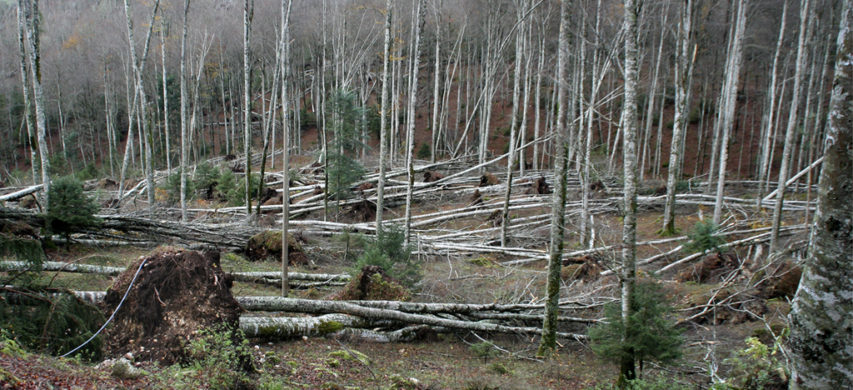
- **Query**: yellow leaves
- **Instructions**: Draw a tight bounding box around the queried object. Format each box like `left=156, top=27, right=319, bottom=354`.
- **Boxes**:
left=62, top=33, right=81, bottom=50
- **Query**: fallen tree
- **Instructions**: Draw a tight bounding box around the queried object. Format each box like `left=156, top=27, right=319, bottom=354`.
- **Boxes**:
left=0, top=261, right=351, bottom=286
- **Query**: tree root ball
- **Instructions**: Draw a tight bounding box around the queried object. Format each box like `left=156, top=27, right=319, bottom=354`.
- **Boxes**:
left=332, top=265, right=410, bottom=301
left=245, top=230, right=308, bottom=264
left=100, top=248, right=243, bottom=365
left=479, top=173, right=499, bottom=187
left=677, top=252, right=740, bottom=283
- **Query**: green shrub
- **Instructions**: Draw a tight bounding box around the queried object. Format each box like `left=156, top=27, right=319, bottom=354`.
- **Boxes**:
left=0, top=288, right=105, bottom=361
left=192, top=161, right=219, bottom=192
left=353, top=224, right=419, bottom=288
left=588, top=281, right=683, bottom=380
left=683, top=219, right=726, bottom=254
left=179, top=324, right=254, bottom=389
left=163, top=170, right=194, bottom=204
left=712, top=336, right=788, bottom=390
left=470, top=341, right=499, bottom=361
left=326, top=89, right=366, bottom=201
left=417, top=142, right=431, bottom=159
left=75, top=163, right=100, bottom=181
left=327, top=152, right=365, bottom=201
left=46, top=176, right=100, bottom=240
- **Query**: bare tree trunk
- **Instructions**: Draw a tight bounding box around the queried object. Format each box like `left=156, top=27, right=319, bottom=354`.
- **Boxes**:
left=788, top=1, right=853, bottom=385
left=771, top=0, right=814, bottom=251
left=619, top=0, right=641, bottom=380
left=429, top=0, right=442, bottom=164
left=532, top=30, right=544, bottom=171
left=756, top=2, right=788, bottom=210
left=403, top=0, right=425, bottom=243
left=160, top=29, right=171, bottom=173
left=538, top=0, right=570, bottom=357
left=280, top=0, right=293, bottom=297
left=122, top=0, right=160, bottom=215
left=243, top=0, right=255, bottom=219
left=662, top=0, right=694, bottom=235
left=18, top=0, right=50, bottom=208
left=376, top=0, right=392, bottom=234
left=15, top=2, right=37, bottom=185
left=179, top=0, right=191, bottom=222
left=500, top=0, right=526, bottom=247
left=712, top=0, right=748, bottom=225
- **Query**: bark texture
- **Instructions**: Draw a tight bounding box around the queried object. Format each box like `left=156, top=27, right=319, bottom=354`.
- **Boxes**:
left=538, top=0, right=570, bottom=357
left=619, top=0, right=641, bottom=380
left=788, top=0, right=853, bottom=386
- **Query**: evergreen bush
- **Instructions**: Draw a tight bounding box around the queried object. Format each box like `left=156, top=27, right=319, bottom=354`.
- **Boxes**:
left=684, top=219, right=726, bottom=254
left=588, top=281, right=683, bottom=379
left=46, top=176, right=100, bottom=240
left=353, top=224, right=420, bottom=288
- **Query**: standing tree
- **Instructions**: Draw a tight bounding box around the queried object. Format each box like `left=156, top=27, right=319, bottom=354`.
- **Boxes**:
left=243, top=0, right=255, bottom=219
left=375, top=0, right=392, bottom=235
left=122, top=0, right=161, bottom=215
left=538, top=0, right=570, bottom=357
left=403, top=0, right=425, bottom=243
left=15, top=1, right=37, bottom=185
left=618, top=0, right=641, bottom=381
left=712, top=0, right=748, bottom=225
left=661, top=0, right=694, bottom=235
left=17, top=0, right=50, bottom=208
left=179, top=0, right=191, bottom=222
left=770, top=0, right=815, bottom=250
left=788, top=0, right=853, bottom=386
left=280, top=0, right=293, bottom=297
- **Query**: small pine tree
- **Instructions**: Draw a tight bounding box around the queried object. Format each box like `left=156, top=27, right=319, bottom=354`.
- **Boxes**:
left=589, top=281, right=683, bottom=379
left=45, top=176, right=100, bottom=241
left=684, top=219, right=726, bottom=254
left=353, top=224, right=420, bottom=288
left=326, top=90, right=366, bottom=201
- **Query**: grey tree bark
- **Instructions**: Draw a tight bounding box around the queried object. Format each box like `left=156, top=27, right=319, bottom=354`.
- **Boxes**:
left=538, top=0, right=570, bottom=357
left=375, top=0, right=392, bottom=234
left=788, top=0, right=853, bottom=386
left=662, top=0, right=694, bottom=235
left=619, top=0, right=641, bottom=380
left=756, top=1, right=788, bottom=211
left=243, top=0, right=255, bottom=218
left=403, top=0, right=425, bottom=243
left=122, top=0, right=160, bottom=215
left=280, top=0, right=293, bottom=297
left=179, top=0, right=191, bottom=222
left=18, top=0, right=50, bottom=209
left=500, top=0, right=527, bottom=247
left=15, top=3, right=37, bottom=185
left=770, top=0, right=814, bottom=250
left=712, top=0, right=748, bottom=225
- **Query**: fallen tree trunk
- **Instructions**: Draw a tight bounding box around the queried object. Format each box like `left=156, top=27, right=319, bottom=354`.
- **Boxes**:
left=235, top=296, right=588, bottom=339
left=0, top=261, right=350, bottom=285
left=1, top=207, right=263, bottom=249
left=0, top=185, right=44, bottom=202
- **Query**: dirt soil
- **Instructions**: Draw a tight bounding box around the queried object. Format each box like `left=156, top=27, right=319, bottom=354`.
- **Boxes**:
left=100, top=248, right=243, bottom=365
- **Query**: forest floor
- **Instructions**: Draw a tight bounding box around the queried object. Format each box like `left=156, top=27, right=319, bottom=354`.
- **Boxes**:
left=0, top=151, right=807, bottom=389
